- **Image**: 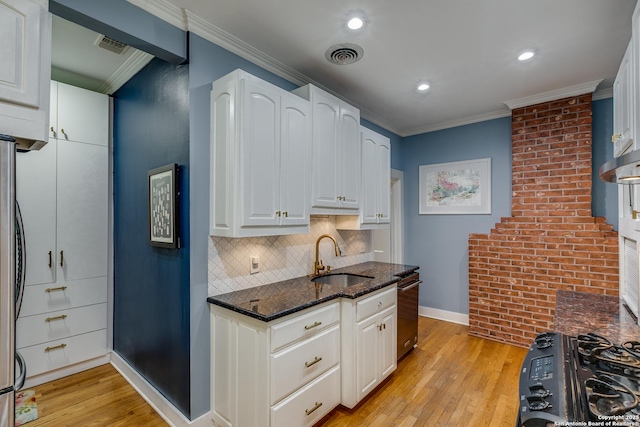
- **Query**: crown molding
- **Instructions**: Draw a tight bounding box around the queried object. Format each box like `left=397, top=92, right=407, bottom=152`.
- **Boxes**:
left=401, top=109, right=512, bottom=137
left=127, top=0, right=187, bottom=30
left=97, top=49, right=154, bottom=94
left=504, top=79, right=603, bottom=110
left=592, top=87, right=613, bottom=101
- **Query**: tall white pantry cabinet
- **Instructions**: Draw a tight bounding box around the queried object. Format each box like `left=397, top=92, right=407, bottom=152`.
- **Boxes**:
left=15, top=81, right=109, bottom=383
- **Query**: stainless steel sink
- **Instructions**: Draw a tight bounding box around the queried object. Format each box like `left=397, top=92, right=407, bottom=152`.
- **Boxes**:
left=311, top=273, right=374, bottom=287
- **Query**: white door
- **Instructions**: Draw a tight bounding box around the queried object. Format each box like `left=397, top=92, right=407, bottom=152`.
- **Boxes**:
left=356, top=315, right=379, bottom=401
left=339, top=106, right=361, bottom=209
left=0, top=0, right=43, bottom=108
left=360, top=132, right=378, bottom=224
left=56, top=82, right=109, bottom=146
left=56, top=140, right=108, bottom=282
left=16, top=140, right=57, bottom=286
left=379, top=306, right=397, bottom=379
left=311, top=95, right=340, bottom=208
left=241, top=79, right=280, bottom=227
left=280, top=94, right=310, bottom=226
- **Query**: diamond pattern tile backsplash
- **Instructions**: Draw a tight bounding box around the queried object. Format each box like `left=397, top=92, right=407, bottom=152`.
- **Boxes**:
left=208, top=216, right=373, bottom=296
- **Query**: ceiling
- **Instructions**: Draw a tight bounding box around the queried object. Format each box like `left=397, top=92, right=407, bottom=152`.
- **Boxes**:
left=54, top=0, right=638, bottom=136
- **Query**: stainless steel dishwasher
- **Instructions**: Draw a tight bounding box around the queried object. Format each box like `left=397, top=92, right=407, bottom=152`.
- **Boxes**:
left=396, top=271, right=421, bottom=360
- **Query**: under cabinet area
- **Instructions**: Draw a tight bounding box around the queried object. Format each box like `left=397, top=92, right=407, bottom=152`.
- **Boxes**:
left=210, top=301, right=341, bottom=427
left=292, top=84, right=361, bottom=213
left=210, top=69, right=311, bottom=238
left=15, top=82, right=109, bottom=382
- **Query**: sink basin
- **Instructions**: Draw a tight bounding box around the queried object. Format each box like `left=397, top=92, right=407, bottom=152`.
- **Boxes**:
left=311, top=273, right=374, bottom=287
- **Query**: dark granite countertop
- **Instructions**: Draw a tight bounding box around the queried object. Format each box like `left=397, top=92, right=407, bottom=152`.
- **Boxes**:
left=554, top=290, right=640, bottom=343
left=207, top=261, right=419, bottom=322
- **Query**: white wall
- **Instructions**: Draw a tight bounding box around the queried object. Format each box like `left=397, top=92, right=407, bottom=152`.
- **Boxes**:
left=208, top=216, right=373, bottom=295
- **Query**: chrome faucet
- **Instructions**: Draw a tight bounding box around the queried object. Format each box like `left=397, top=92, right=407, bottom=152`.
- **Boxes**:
left=313, top=234, right=341, bottom=276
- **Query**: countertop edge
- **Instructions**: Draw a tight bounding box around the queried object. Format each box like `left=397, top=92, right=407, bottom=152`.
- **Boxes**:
left=207, top=262, right=418, bottom=322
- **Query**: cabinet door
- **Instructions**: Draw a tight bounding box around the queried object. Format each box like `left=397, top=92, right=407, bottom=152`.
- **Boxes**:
left=16, top=140, right=57, bottom=286
left=377, top=140, right=391, bottom=224
left=356, top=314, right=379, bottom=402
left=56, top=82, right=109, bottom=146
left=339, top=106, right=361, bottom=209
left=241, top=79, right=281, bottom=226
left=379, top=306, right=396, bottom=380
left=613, top=42, right=633, bottom=157
left=0, top=0, right=42, bottom=108
left=311, top=94, right=340, bottom=208
left=360, top=132, right=378, bottom=224
left=280, top=94, right=310, bottom=226
left=56, top=140, right=108, bottom=282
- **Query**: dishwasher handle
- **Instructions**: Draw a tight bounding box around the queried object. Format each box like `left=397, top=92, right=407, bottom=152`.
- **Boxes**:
left=398, top=280, right=422, bottom=292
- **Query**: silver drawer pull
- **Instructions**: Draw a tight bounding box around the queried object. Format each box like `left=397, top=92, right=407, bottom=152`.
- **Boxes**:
left=45, top=314, right=67, bottom=322
left=305, top=401, right=322, bottom=416
left=45, top=286, right=67, bottom=293
left=45, top=343, right=67, bottom=352
left=304, top=321, right=322, bottom=330
left=304, top=356, right=323, bottom=368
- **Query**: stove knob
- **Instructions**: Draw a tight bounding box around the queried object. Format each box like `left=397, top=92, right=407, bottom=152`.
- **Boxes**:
left=526, top=395, right=551, bottom=411
left=534, top=334, right=553, bottom=349
left=528, top=383, right=552, bottom=398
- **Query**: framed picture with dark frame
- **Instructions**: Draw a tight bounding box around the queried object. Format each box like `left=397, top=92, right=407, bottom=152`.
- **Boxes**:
left=148, top=163, right=180, bottom=248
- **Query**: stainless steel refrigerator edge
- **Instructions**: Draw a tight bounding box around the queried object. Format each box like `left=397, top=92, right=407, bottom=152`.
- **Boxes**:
left=0, top=136, right=16, bottom=427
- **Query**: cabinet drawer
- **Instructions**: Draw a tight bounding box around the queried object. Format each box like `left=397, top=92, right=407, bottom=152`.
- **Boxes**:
left=19, top=277, right=107, bottom=317
left=19, top=329, right=107, bottom=378
left=16, top=303, right=107, bottom=348
left=356, top=287, right=396, bottom=322
left=271, top=365, right=340, bottom=427
left=271, top=302, right=339, bottom=352
left=271, top=324, right=340, bottom=405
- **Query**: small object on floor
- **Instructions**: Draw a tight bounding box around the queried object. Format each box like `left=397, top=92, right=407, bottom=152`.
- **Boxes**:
left=15, top=389, right=38, bottom=426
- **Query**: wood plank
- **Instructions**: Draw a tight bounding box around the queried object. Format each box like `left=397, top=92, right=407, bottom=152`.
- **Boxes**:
left=25, top=317, right=527, bottom=426
left=321, top=317, right=528, bottom=427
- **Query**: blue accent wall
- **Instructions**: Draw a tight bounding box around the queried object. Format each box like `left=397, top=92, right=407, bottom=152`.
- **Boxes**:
left=113, top=58, right=191, bottom=417
left=400, top=99, right=618, bottom=316
left=592, top=98, right=618, bottom=228
left=402, top=118, right=513, bottom=314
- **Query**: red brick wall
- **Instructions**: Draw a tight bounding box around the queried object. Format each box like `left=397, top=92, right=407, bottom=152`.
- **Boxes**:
left=468, top=94, right=619, bottom=347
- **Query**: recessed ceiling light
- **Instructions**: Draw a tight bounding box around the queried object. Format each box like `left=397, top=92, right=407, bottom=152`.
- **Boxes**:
left=417, top=83, right=430, bottom=91
left=518, top=50, right=535, bottom=61
left=347, top=17, right=364, bottom=30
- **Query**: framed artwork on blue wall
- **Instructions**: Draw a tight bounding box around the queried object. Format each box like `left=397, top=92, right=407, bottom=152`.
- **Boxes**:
left=148, top=163, right=180, bottom=248
left=419, top=158, right=491, bottom=215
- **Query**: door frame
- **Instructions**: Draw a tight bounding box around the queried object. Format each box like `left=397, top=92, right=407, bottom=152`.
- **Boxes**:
left=390, top=169, right=403, bottom=264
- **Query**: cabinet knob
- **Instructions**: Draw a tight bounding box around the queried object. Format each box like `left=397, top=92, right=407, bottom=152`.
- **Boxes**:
left=48, top=250, right=52, bottom=268
left=60, top=250, right=64, bottom=267
left=50, top=126, right=56, bottom=137
left=283, top=211, right=288, bottom=217
left=276, top=211, right=281, bottom=217
left=612, top=133, right=622, bottom=143
left=44, top=343, right=67, bottom=352
left=305, top=402, right=323, bottom=416
left=45, top=314, right=67, bottom=323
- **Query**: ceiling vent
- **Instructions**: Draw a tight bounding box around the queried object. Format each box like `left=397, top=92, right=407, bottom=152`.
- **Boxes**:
left=95, top=35, right=128, bottom=55
left=325, top=43, right=364, bottom=65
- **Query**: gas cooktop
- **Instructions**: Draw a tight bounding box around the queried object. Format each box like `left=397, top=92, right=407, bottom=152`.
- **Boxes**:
left=518, top=332, right=640, bottom=426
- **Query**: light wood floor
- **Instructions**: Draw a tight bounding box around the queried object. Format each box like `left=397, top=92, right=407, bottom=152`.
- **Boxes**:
left=25, top=317, right=527, bottom=426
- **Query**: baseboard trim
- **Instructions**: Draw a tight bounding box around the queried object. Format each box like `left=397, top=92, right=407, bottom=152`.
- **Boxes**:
left=419, top=306, right=469, bottom=326
left=110, top=352, right=212, bottom=427
left=23, top=353, right=111, bottom=389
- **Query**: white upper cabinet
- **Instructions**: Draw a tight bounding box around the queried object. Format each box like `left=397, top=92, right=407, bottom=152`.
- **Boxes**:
left=50, top=82, right=109, bottom=146
left=0, top=0, right=51, bottom=143
left=613, top=41, right=634, bottom=157
left=292, top=85, right=361, bottom=213
left=210, top=69, right=311, bottom=237
left=336, top=127, right=391, bottom=230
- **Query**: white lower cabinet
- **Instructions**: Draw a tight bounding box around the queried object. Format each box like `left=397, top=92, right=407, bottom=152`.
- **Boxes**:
left=341, top=286, right=397, bottom=408
left=210, top=301, right=341, bottom=427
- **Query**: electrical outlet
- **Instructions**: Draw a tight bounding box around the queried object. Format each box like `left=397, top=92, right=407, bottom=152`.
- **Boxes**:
left=250, top=256, right=259, bottom=274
